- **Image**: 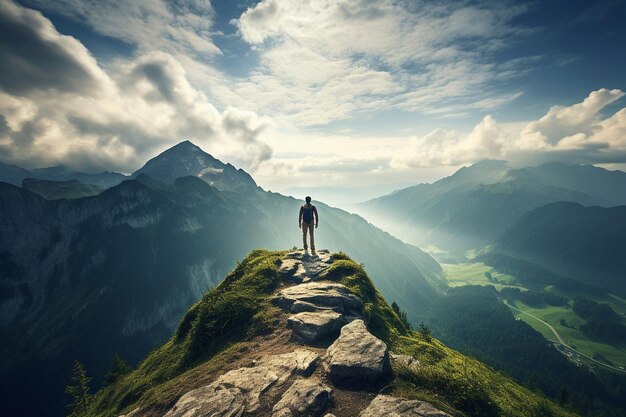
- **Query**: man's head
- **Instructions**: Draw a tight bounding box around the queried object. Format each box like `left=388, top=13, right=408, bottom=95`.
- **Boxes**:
left=305, top=196, right=311, bottom=203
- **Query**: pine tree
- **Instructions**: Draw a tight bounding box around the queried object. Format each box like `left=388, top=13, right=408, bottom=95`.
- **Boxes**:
left=66, top=360, right=92, bottom=416
left=103, top=354, right=131, bottom=385
left=391, top=301, right=412, bottom=330
left=418, top=321, right=431, bottom=340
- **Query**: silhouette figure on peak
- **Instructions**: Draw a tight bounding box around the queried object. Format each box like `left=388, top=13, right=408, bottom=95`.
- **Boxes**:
left=299, top=196, right=319, bottom=253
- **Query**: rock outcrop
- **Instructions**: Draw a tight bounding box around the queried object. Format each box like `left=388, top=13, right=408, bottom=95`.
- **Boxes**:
left=163, top=251, right=448, bottom=417
left=360, top=395, right=452, bottom=417
left=325, top=319, right=391, bottom=382
left=164, top=350, right=318, bottom=417
left=287, top=310, right=344, bottom=342
left=163, top=383, right=244, bottom=417
left=273, top=282, right=363, bottom=313
left=391, top=352, right=421, bottom=372
left=280, top=249, right=333, bottom=282
left=272, top=379, right=333, bottom=417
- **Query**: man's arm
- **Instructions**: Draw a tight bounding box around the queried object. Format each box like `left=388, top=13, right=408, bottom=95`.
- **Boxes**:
left=313, top=206, right=319, bottom=227
left=298, top=206, right=303, bottom=228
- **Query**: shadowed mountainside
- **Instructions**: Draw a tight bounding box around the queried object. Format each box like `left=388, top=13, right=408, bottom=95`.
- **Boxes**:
left=492, top=202, right=626, bottom=295
left=0, top=143, right=443, bottom=417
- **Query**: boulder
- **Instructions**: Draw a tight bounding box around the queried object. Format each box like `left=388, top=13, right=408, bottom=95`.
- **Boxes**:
left=256, top=349, right=320, bottom=381
left=390, top=353, right=421, bottom=372
left=274, top=282, right=362, bottom=312
left=325, top=319, right=390, bottom=382
left=272, top=379, right=333, bottom=417
left=163, top=383, right=244, bottom=417
left=164, top=350, right=319, bottom=416
left=287, top=311, right=344, bottom=342
left=217, top=366, right=280, bottom=412
left=360, top=395, right=452, bottom=417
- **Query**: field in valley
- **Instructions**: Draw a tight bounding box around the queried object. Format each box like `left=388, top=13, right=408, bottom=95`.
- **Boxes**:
left=442, top=261, right=626, bottom=372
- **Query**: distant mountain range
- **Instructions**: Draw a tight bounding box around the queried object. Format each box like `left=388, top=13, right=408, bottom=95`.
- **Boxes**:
left=0, top=161, right=126, bottom=188
left=356, top=160, right=626, bottom=254
left=0, top=141, right=444, bottom=416
left=22, top=178, right=104, bottom=200
left=493, top=202, right=626, bottom=296
left=0, top=140, right=257, bottom=193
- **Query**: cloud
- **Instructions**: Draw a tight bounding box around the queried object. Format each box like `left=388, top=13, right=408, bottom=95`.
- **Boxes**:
left=222, top=107, right=274, bottom=170
left=518, top=88, right=624, bottom=146
left=392, top=88, right=626, bottom=168
left=233, top=0, right=531, bottom=126
left=0, top=1, right=271, bottom=173
left=0, top=0, right=109, bottom=95
left=391, top=115, right=504, bottom=168
left=23, top=0, right=221, bottom=57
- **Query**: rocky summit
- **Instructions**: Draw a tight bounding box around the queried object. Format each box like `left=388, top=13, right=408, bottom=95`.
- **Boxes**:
left=93, top=249, right=575, bottom=417
left=158, top=249, right=448, bottom=417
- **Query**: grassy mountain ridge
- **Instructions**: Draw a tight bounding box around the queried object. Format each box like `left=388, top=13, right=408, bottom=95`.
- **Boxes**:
left=91, top=250, right=575, bottom=417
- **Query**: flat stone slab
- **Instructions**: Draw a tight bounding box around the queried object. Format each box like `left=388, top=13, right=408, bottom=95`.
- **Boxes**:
left=282, top=250, right=333, bottom=279
left=279, top=259, right=308, bottom=283
left=163, top=383, right=244, bottom=417
left=274, top=282, right=362, bottom=312
left=164, top=350, right=319, bottom=416
left=360, top=395, right=452, bottom=417
left=287, top=310, right=344, bottom=342
left=217, top=366, right=279, bottom=412
left=255, top=349, right=320, bottom=381
left=272, top=379, right=333, bottom=417
left=326, top=319, right=390, bottom=382
left=290, top=300, right=343, bottom=314
left=279, top=258, right=301, bottom=276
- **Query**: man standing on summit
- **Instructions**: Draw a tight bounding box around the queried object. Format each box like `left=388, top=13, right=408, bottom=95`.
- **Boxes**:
left=299, top=196, right=319, bottom=253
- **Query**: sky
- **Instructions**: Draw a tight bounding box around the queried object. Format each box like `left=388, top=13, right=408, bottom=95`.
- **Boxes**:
left=1, top=0, right=625, bottom=201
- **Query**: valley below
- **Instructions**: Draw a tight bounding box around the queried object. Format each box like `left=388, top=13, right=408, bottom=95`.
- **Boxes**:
left=439, top=257, right=626, bottom=372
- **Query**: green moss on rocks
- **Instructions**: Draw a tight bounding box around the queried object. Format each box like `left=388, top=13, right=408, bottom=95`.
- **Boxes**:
left=91, top=249, right=577, bottom=417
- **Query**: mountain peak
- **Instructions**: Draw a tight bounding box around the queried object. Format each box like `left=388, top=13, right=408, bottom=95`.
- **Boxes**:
left=167, top=139, right=204, bottom=153
left=132, top=141, right=257, bottom=191
left=441, top=159, right=509, bottom=187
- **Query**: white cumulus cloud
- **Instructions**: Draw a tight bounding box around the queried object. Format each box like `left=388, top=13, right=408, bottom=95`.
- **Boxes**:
left=0, top=1, right=272, bottom=173
left=392, top=88, right=626, bottom=168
